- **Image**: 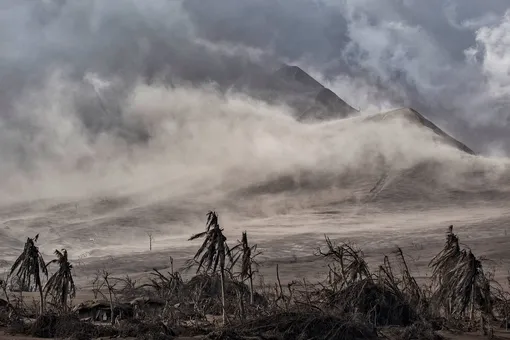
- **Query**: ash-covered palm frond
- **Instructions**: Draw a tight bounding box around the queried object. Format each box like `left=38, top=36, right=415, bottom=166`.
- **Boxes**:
left=231, top=232, right=261, bottom=279
left=378, top=255, right=402, bottom=297
left=9, top=236, right=48, bottom=290
left=429, top=226, right=492, bottom=319
left=144, top=268, right=184, bottom=300
left=394, top=247, right=422, bottom=305
left=445, top=250, right=491, bottom=316
left=44, top=249, right=76, bottom=311
left=189, top=211, right=233, bottom=274
left=430, top=225, right=460, bottom=285
left=9, top=235, right=48, bottom=313
left=230, top=231, right=261, bottom=305
left=319, top=235, right=372, bottom=286
left=188, top=211, right=233, bottom=325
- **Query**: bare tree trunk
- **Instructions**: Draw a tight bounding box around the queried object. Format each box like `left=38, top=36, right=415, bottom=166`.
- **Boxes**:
left=108, top=290, right=114, bottom=324
left=220, top=268, right=226, bottom=326
left=470, top=287, right=475, bottom=321
left=63, top=282, right=69, bottom=313
left=38, top=285, right=44, bottom=315
left=103, top=273, right=115, bottom=325
left=276, top=264, right=285, bottom=309
left=236, top=285, right=245, bottom=321
left=249, top=273, right=254, bottom=305
left=147, top=232, right=153, bottom=251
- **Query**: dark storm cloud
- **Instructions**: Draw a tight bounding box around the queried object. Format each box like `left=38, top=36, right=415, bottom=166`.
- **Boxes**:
left=1, top=0, right=510, bottom=158
left=183, top=0, right=510, bottom=153
left=0, top=0, right=273, bottom=169
left=0, top=0, right=268, bottom=94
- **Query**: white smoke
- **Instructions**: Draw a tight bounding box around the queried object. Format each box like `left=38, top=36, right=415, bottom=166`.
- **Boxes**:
left=181, top=0, right=510, bottom=151
left=0, top=0, right=510, bottom=205
left=1, top=70, right=507, bottom=206
left=468, top=11, right=510, bottom=112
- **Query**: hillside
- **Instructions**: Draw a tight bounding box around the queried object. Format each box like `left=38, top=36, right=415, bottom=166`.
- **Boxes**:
left=233, top=64, right=358, bottom=120
left=365, top=108, right=475, bottom=155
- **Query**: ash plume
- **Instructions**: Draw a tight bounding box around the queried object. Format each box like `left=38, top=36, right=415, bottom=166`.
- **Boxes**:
left=0, top=0, right=510, bottom=205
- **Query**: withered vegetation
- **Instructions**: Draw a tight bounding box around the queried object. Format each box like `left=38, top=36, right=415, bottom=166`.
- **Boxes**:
left=0, top=215, right=507, bottom=339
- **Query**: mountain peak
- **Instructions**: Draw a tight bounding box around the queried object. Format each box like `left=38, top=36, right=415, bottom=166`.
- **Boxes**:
left=273, top=64, right=324, bottom=91
left=372, top=108, right=475, bottom=155
left=272, top=64, right=358, bottom=120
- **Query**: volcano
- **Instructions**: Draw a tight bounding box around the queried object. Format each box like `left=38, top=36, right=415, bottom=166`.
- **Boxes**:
left=366, top=108, right=475, bottom=155
left=234, top=63, right=473, bottom=155
left=233, top=64, right=358, bottom=121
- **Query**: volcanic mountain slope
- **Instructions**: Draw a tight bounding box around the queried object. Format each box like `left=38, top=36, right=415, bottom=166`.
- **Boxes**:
left=233, top=64, right=472, bottom=157
left=265, top=66, right=474, bottom=156
left=365, top=108, right=475, bottom=155
left=233, top=107, right=486, bottom=208
left=233, top=63, right=358, bottom=120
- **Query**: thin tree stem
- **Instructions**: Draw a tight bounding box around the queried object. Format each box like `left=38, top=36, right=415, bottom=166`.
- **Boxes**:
left=249, top=271, right=254, bottom=305
left=38, top=284, right=44, bottom=315
left=220, top=268, right=226, bottom=326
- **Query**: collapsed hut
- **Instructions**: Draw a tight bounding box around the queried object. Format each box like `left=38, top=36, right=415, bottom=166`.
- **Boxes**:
left=73, top=300, right=133, bottom=322
left=130, top=297, right=165, bottom=318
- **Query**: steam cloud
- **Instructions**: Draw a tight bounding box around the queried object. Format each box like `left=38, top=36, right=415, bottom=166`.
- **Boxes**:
left=1, top=0, right=510, bottom=203
left=185, top=0, right=510, bottom=151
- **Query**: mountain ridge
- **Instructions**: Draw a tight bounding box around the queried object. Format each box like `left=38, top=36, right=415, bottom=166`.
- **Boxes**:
left=232, top=63, right=358, bottom=121
left=367, top=108, right=475, bottom=155
left=264, top=65, right=474, bottom=155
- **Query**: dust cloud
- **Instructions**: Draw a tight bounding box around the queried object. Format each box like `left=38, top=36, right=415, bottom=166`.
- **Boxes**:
left=1, top=72, right=507, bottom=204
left=0, top=72, right=509, bottom=269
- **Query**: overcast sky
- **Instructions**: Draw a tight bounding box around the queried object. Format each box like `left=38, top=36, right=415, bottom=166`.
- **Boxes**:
left=1, top=0, right=510, bottom=161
